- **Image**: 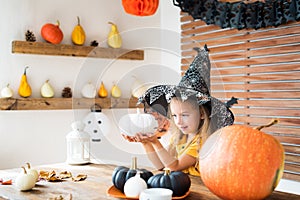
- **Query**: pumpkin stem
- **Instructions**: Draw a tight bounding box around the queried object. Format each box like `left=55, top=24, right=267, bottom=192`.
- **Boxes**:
left=21, top=166, right=27, bottom=174
left=254, top=119, right=279, bottom=131
left=26, top=162, right=31, bottom=169
left=163, top=168, right=171, bottom=176
left=24, top=66, right=29, bottom=75
left=131, top=156, right=137, bottom=170
left=77, top=16, right=80, bottom=25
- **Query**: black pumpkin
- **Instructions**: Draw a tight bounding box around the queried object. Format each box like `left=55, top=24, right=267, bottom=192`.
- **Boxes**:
left=147, top=168, right=191, bottom=197
left=111, top=157, right=153, bottom=192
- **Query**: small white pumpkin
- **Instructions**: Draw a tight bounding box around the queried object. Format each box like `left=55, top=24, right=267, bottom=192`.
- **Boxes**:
left=118, top=109, right=158, bottom=136
left=15, top=166, right=36, bottom=191
left=26, top=163, right=39, bottom=182
left=81, top=82, right=96, bottom=98
left=131, top=76, right=148, bottom=98
left=124, top=172, right=147, bottom=198
left=1, top=84, right=14, bottom=98
left=41, top=79, right=55, bottom=98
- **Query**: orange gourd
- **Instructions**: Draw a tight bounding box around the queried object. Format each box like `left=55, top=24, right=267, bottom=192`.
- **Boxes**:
left=41, top=20, right=64, bottom=44
left=199, top=120, right=284, bottom=200
left=98, top=81, right=108, bottom=98
left=122, top=0, right=159, bottom=16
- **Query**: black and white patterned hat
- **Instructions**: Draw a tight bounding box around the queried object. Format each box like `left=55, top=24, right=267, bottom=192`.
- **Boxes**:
left=138, top=46, right=235, bottom=131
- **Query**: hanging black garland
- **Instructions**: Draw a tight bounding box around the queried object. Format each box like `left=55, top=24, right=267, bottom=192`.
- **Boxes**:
left=173, top=0, right=300, bottom=30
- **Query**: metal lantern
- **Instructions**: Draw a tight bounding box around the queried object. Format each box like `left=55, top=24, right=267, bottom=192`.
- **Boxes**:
left=66, top=121, right=90, bottom=165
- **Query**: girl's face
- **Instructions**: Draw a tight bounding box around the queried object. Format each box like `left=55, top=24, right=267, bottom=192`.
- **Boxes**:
left=170, top=99, right=201, bottom=135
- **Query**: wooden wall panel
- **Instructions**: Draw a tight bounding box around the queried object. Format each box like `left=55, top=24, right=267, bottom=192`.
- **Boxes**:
left=180, top=11, right=300, bottom=182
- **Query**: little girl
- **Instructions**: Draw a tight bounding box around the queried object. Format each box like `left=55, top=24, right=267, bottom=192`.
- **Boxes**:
left=122, top=47, right=235, bottom=176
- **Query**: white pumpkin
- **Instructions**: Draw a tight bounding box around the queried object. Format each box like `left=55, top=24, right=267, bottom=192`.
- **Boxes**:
left=15, top=166, right=36, bottom=191
left=1, top=84, right=14, bottom=98
left=81, top=82, right=96, bottom=98
left=118, top=109, right=158, bottom=136
left=26, top=163, right=39, bottom=182
left=124, top=172, right=147, bottom=198
left=131, top=76, right=148, bottom=98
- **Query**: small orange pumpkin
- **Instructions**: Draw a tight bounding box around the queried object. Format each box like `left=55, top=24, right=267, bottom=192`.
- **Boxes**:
left=41, top=20, right=63, bottom=44
left=200, top=120, right=284, bottom=200
left=122, top=0, right=159, bottom=16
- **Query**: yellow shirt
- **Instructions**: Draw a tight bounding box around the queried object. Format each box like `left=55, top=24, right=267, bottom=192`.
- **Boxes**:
left=175, top=134, right=201, bottom=176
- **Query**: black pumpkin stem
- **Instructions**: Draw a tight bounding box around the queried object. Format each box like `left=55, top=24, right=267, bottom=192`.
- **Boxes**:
left=254, top=119, right=279, bottom=131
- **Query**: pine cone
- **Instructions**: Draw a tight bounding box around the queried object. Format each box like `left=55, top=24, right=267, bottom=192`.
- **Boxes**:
left=25, top=30, right=36, bottom=42
left=90, top=40, right=99, bottom=47
left=62, top=87, right=72, bottom=98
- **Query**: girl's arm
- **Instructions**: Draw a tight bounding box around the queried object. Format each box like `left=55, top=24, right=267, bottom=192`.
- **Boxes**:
left=151, top=139, right=197, bottom=172
left=142, top=142, right=165, bottom=170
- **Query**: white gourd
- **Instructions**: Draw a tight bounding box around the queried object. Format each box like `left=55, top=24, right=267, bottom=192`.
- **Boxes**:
left=81, top=82, right=96, bottom=98
left=15, top=166, right=36, bottom=191
left=124, top=172, right=147, bottom=198
left=41, top=80, right=55, bottom=98
left=1, top=84, right=14, bottom=98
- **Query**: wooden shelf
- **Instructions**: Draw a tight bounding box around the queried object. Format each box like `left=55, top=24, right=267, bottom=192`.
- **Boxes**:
left=11, top=40, right=144, bottom=60
left=0, top=97, right=142, bottom=110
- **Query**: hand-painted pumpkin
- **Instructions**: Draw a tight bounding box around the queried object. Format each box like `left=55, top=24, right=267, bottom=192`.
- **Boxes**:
left=41, top=20, right=63, bottom=44
left=112, top=157, right=153, bottom=192
left=147, top=168, right=191, bottom=197
left=122, top=0, right=159, bottom=16
left=199, top=120, right=284, bottom=200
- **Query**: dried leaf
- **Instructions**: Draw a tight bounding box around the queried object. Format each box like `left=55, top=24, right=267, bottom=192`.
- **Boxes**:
left=72, top=174, right=87, bottom=182
left=59, top=171, right=72, bottom=179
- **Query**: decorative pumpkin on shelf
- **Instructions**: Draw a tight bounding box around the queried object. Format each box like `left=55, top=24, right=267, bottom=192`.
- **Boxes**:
left=111, top=83, right=122, bottom=98
left=98, top=81, right=108, bottom=98
left=147, top=168, right=191, bottom=197
left=40, top=79, right=55, bottom=98
left=71, top=16, right=86, bottom=45
left=107, top=22, right=122, bottom=48
left=111, top=157, right=153, bottom=192
left=18, top=66, right=32, bottom=98
left=122, top=0, right=159, bottom=16
left=1, top=84, right=14, bottom=98
left=41, top=20, right=64, bottom=44
left=199, top=119, right=285, bottom=200
left=81, top=82, right=96, bottom=98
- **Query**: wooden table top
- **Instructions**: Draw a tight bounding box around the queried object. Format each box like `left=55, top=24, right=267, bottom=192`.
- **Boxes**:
left=0, top=163, right=299, bottom=200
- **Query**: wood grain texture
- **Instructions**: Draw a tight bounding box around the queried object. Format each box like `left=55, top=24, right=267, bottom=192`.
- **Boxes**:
left=12, top=41, right=144, bottom=60
left=0, top=97, right=142, bottom=110
left=0, top=163, right=299, bottom=200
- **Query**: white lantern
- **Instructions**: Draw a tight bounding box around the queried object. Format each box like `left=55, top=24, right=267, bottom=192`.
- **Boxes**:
left=66, top=121, right=90, bottom=165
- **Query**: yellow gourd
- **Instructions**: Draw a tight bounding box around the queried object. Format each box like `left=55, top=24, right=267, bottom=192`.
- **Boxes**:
left=111, top=83, right=122, bottom=98
left=98, top=81, right=108, bottom=98
left=107, top=22, right=122, bottom=48
left=72, top=16, right=86, bottom=45
left=18, top=66, right=32, bottom=98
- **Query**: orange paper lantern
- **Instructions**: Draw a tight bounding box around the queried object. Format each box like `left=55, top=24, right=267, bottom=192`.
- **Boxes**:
left=122, top=0, right=159, bottom=16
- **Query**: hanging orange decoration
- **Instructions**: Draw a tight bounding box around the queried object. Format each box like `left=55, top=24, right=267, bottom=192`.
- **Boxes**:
left=122, top=0, right=159, bottom=16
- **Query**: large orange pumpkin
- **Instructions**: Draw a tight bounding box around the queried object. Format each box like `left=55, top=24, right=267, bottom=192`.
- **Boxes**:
left=122, top=0, right=159, bottom=16
left=199, top=121, right=284, bottom=200
left=41, top=20, right=63, bottom=44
